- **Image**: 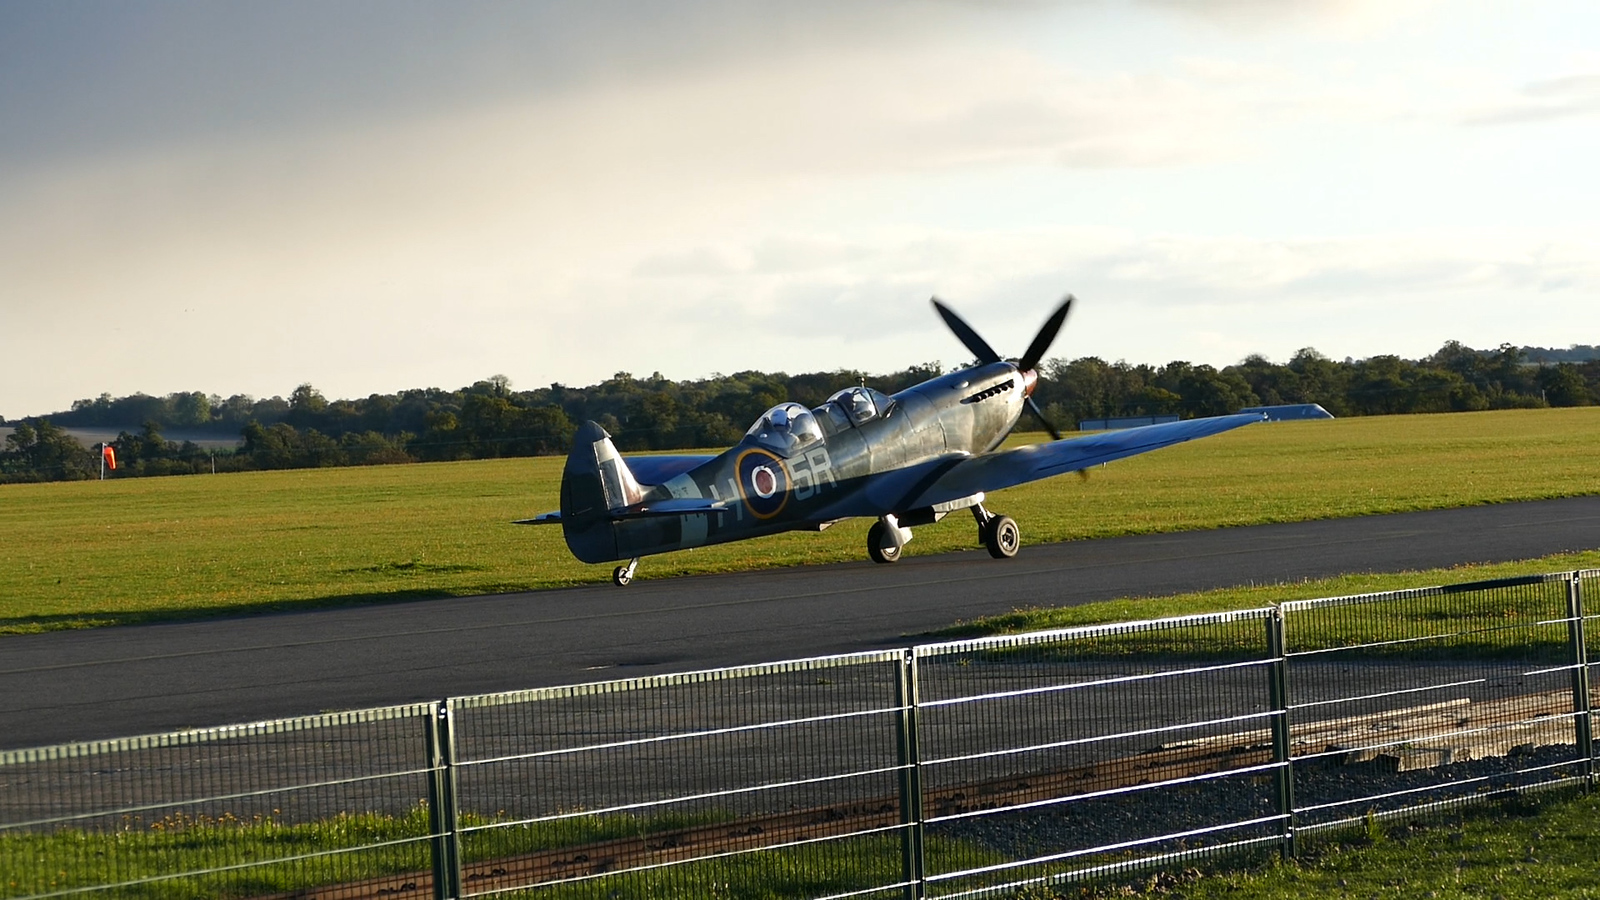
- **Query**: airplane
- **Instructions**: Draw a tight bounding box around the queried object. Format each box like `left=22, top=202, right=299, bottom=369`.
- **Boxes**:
left=521, top=297, right=1264, bottom=585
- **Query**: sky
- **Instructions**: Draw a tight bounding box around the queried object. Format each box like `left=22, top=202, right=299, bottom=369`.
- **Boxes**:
left=2, top=0, right=1597, bottom=420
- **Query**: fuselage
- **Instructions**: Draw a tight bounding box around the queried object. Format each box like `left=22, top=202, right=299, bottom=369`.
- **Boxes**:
left=582, top=361, right=1028, bottom=562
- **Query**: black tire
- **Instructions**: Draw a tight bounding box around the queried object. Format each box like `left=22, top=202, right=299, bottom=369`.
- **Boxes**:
left=612, top=565, right=634, bottom=586
left=984, top=515, right=1020, bottom=559
left=867, top=521, right=902, bottom=564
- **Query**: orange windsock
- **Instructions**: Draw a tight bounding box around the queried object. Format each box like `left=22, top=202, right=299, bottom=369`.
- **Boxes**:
left=102, top=444, right=117, bottom=471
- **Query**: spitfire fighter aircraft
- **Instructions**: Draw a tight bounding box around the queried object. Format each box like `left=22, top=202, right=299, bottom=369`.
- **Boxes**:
left=523, top=297, right=1263, bottom=585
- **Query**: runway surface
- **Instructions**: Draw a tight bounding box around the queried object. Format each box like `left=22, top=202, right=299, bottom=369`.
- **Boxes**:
left=4, top=495, right=1599, bottom=750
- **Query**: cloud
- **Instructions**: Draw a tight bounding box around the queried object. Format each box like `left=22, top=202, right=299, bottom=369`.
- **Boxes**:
left=614, top=225, right=1600, bottom=367
left=0, top=1, right=1044, bottom=169
left=1464, top=74, right=1600, bottom=125
left=1142, top=0, right=1441, bottom=34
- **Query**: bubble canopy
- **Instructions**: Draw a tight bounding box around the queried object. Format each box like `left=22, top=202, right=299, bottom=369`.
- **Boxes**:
left=827, top=387, right=892, bottom=425
left=744, top=402, right=824, bottom=456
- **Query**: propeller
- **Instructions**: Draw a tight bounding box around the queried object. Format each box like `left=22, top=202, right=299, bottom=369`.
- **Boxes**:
left=931, top=298, right=1002, bottom=365
left=931, top=295, right=1074, bottom=441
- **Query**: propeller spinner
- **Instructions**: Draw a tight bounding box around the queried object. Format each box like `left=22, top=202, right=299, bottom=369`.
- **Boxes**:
left=931, top=295, right=1073, bottom=440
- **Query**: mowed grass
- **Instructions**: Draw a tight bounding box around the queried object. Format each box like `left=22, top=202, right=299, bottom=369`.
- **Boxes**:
left=1085, top=790, right=1600, bottom=900
left=935, top=549, right=1600, bottom=640
left=1, top=407, right=1597, bottom=634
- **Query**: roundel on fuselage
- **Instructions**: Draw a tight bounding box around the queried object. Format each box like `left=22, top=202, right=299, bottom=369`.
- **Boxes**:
left=734, top=448, right=789, bottom=519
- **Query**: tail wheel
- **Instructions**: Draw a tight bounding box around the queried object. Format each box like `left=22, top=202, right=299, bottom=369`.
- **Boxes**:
left=867, top=521, right=902, bottom=564
left=612, top=557, right=639, bottom=586
left=984, top=515, right=1020, bottom=559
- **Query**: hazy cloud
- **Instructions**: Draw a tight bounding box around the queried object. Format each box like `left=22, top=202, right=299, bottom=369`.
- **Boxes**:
left=1465, top=74, right=1600, bottom=125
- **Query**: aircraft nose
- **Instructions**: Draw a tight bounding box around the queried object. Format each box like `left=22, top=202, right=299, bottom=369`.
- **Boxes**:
left=1021, top=367, right=1038, bottom=396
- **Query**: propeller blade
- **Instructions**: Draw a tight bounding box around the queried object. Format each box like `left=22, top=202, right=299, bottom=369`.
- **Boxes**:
left=931, top=298, right=1002, bottom=365
left=1026, top=396, right=1063, bottom=441
left=1018, top=295, right=1073, bottom=374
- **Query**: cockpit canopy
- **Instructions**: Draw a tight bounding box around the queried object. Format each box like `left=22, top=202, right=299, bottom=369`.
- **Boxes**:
left=745, top=402, right=824, bottom=457
left=825, top=387, right=893, bottom=426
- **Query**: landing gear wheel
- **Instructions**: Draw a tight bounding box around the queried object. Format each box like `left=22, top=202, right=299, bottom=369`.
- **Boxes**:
left=867, top=521, right=902, bottom=564
left=612, top=558, right=639, bottom=586
left=984, top=516, right=1020, bottom=559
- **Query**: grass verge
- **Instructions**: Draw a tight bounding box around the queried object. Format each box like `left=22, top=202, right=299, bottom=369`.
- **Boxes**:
left=933, top=549, right=1600, bottom=639
left=1059, top=788, right=1600, bottom=900
left=2, top=805, right=979, bottom=900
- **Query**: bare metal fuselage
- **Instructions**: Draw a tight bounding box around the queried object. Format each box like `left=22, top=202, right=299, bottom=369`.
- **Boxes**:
left=561, top=362, right=1026, bottom=564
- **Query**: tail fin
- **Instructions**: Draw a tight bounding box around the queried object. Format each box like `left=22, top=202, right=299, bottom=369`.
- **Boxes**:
left=559, top=421, right=644, bottom=563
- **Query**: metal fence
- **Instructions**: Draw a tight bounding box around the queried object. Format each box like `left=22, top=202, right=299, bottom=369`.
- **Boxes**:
left=4, top=569, right=1598, bottom=900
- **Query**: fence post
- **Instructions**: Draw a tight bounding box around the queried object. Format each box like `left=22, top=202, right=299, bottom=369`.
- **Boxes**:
left=895, top=650, right=926, bottom=900
left=427, top=701, right=464, bottom=900
left=1265, top=608, right=1296, bottom=858
left=1568, top=573, right=1594, bottom=791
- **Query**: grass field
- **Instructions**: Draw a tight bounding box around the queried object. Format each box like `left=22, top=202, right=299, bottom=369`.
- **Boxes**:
left=1090, top=789, right=1600, bottom=900
left=1, top=407, right=1597, bottom=634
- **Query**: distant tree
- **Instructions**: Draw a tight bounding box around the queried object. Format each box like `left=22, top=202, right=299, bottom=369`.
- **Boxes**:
left=241, top=422, right=345, bottom=468
left=170, top=392, right=212, bottom=427
left=289, top=383, right=327, bottom=413
left=341, top=431, right=416, bottom=465
left=1229, top=354, right=1302, bottom=407
left=1157, top=362, right=1258, bottom=418
left=1346, top=355, right=1416, bottom=415
left=0, top=419, right=95, bottom=482
left=1540, top=363, right=1593, bottom=407
left=1284, top=348, right=1350, bottom=415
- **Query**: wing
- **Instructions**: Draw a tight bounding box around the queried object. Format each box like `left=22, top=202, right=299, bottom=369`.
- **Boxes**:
left=811, top=413, right=1262, bottom=520
left=907, top=413, right=1263, bottom=510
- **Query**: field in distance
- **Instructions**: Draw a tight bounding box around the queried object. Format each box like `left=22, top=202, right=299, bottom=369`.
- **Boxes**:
left=1, top=407, right=1597, bottom=634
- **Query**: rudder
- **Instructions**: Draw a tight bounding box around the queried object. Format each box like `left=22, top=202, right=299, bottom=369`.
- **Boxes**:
left=559, top=421, right=644, bottom=563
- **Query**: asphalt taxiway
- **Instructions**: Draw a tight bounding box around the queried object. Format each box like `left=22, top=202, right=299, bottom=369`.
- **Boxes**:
left=3, top=495, right=1598, bottom=749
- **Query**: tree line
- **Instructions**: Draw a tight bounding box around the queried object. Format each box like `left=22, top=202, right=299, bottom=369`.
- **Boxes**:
left=3, top=341, right=1597, bottom=484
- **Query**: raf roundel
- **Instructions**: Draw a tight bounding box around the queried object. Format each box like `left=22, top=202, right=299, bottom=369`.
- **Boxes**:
left=752, top=465, right=778, bottom=499
left=735, top=449, right=789, bottom=519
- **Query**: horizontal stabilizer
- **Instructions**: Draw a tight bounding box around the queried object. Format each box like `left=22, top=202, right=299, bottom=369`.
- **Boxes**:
left=513, top=511, right=562, bottom=525
left=611, top=497, right=729, bottom=520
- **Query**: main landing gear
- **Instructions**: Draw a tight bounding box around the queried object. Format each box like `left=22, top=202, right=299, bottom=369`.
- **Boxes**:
left=866, top=521, right=901, bottom=564
left=971, top=505, right=1020, bottom=559
left=612, top=557, right=640, bottom=586
left=867, top=516, right=909, bottom=564
left=865, top=505, right=1020, bottom=563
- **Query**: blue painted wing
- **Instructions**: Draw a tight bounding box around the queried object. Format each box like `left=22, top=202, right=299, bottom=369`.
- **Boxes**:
left=625, top=454, right=716, bottom=486
left=813, top=413, right=1263, bottom=520
left=904, top=413, right=1264, bottom=509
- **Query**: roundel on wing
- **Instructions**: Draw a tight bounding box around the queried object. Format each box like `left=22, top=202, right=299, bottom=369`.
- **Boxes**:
left=735, top=448, right=789, bottom=519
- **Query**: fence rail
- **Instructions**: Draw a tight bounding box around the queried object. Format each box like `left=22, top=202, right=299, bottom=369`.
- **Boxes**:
left=5, top=570, right=1599, bottom=899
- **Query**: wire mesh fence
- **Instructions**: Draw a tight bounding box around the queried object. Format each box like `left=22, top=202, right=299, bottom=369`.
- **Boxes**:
left=443, top=652, right=911, bottom=899
left=2, top=570, right=1597, bottom=900
left=0, top=704, right=440, bottom=899
left=912, top=610, right=1282, bottom=899
left=1281, top=574, right=1590, bottom=837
